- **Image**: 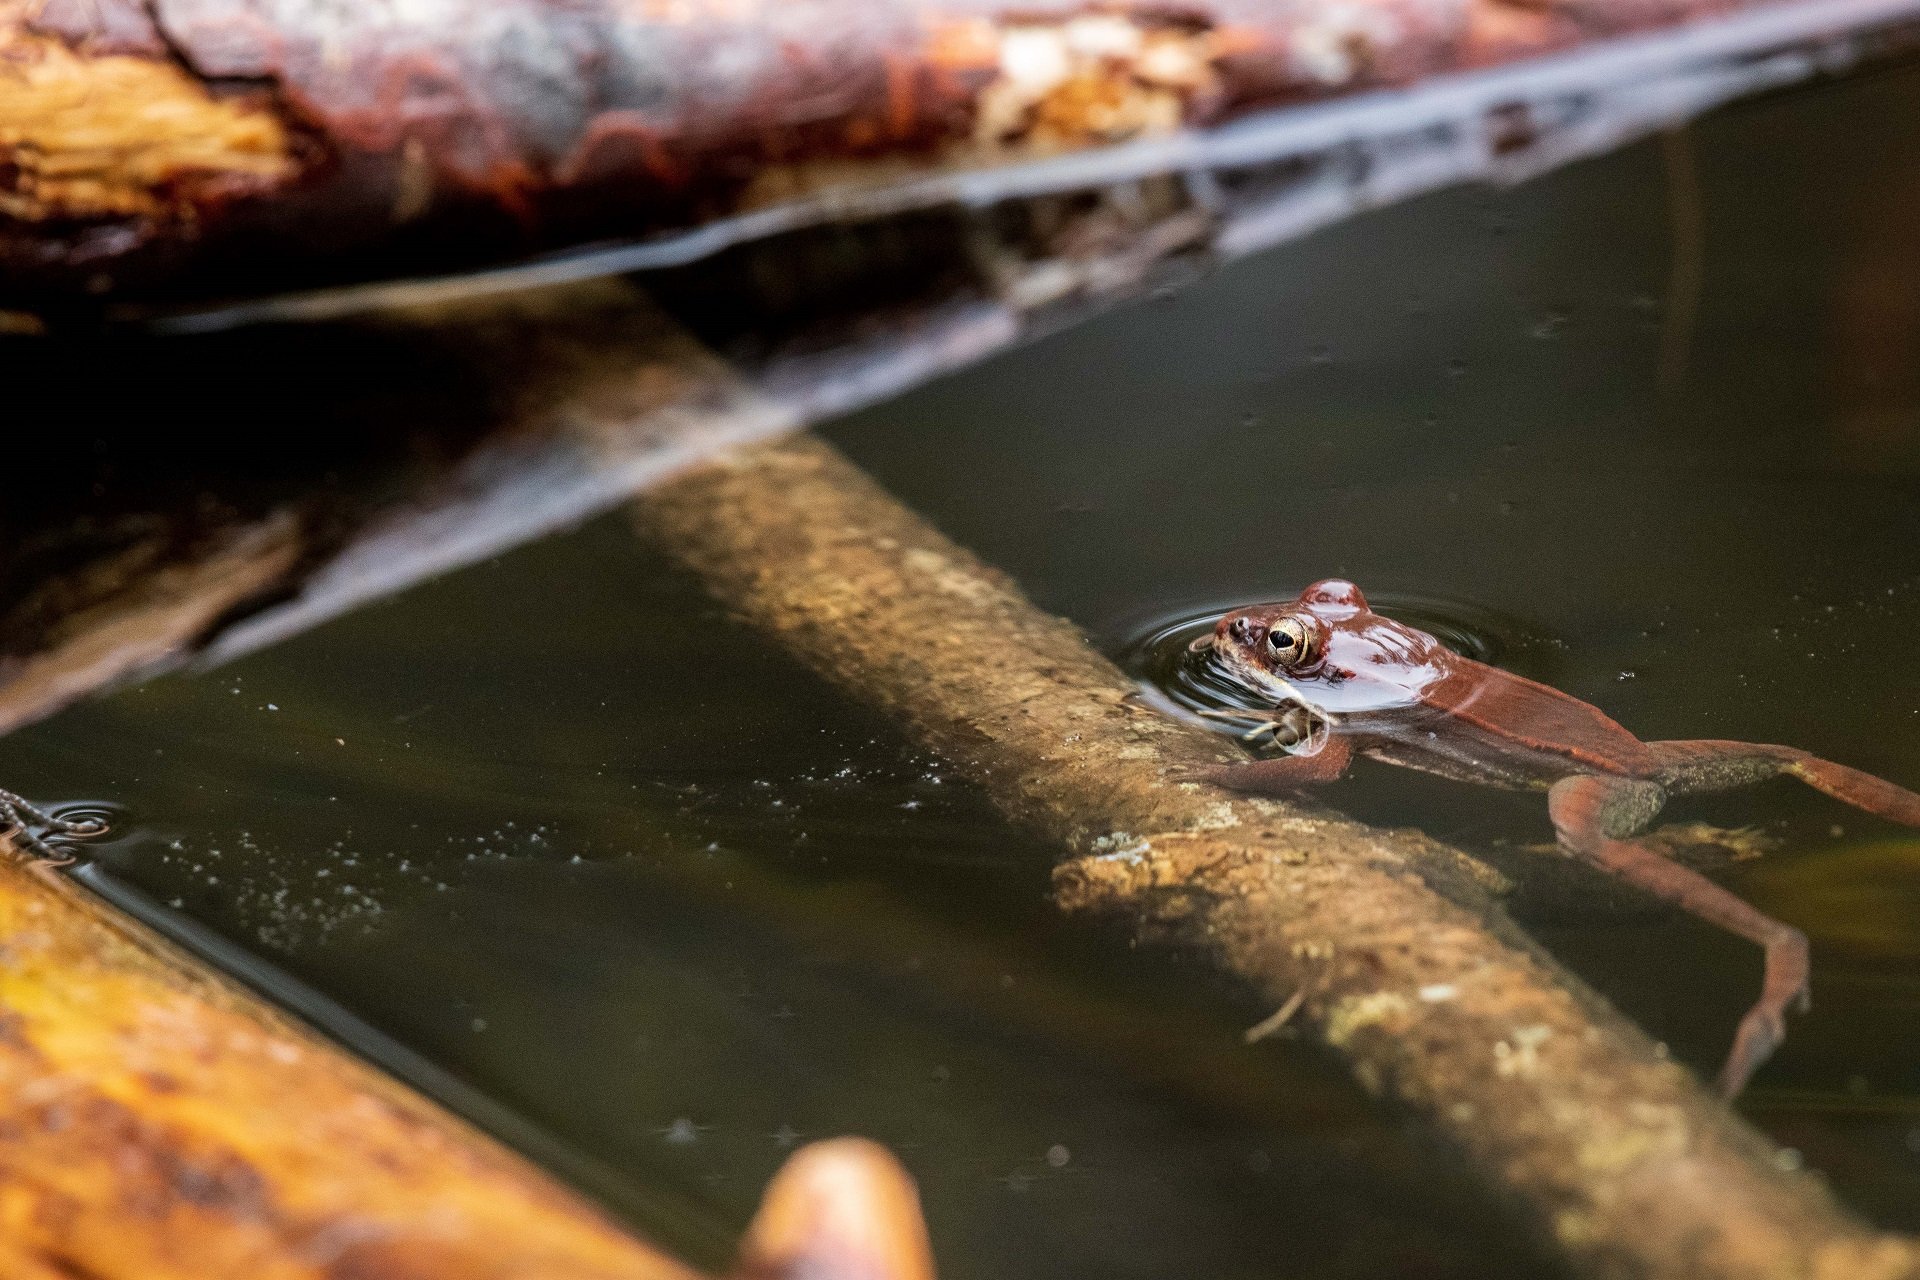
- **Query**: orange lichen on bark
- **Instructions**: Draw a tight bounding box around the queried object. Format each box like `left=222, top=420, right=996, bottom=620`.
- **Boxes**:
left=926, top=12, right=1229, bottom=152
left=0, top=14, right=296, bottom=223
left=0, top=841, right=699, bottom=1280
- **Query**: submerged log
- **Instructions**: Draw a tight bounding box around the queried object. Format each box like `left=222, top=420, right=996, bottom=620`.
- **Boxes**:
left=629, top=434, right=1920, bottom=1280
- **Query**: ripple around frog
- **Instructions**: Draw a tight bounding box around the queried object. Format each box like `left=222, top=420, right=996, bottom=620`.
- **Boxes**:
left=39, top=801, right=131, bottom=854
left=1116, top=593, right=1529, bottom=733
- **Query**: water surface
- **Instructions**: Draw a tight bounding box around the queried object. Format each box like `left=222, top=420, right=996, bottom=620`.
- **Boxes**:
left=7, top=54, right=1920, bottom=1277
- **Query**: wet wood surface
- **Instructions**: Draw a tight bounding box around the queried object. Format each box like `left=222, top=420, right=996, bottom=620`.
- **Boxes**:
left=0, top=841, right=700, bottom=1280
left=631, top=433, right=1920, bottom=1280
left=10, top=0, right=1920, bottom=317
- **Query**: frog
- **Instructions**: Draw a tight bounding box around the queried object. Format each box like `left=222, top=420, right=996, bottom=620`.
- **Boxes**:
left=1191, top=578, right=1920, bottom=1096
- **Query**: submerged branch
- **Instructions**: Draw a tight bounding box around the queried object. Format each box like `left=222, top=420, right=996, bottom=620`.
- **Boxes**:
left=0, top=843, right=697, bottom=1280
left=631, top=434, right=1920, bottom=1280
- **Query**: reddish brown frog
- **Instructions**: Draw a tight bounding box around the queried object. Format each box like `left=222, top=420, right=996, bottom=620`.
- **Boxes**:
left=1196, top=578, right=1920, bottom=1096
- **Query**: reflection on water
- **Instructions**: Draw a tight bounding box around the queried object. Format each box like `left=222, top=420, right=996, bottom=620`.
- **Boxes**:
left=3, top=54, right=1920, bottom=1278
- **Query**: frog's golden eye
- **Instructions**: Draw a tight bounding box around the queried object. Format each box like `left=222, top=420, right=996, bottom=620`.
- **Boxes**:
left=1266, top=617, right=1312, bottom=665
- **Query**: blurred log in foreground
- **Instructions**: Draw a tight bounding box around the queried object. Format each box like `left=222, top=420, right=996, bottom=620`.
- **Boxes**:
left=8, top=0, right=1920, bottom=318
left=0, top=838, right=936, bottom=1280
left=630, top=434, right=1920, bottom=1280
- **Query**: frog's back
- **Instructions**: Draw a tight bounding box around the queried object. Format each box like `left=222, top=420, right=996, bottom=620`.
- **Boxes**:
left=1363, top=659, right=1655, bottom=787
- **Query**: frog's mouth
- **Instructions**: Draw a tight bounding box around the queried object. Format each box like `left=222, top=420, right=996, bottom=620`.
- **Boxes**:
left=1203, top=633, right=1317, bottom=709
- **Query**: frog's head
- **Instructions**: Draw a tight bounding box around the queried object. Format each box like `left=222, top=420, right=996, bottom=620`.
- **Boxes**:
left=1207, top=579, right=1448, bottom=714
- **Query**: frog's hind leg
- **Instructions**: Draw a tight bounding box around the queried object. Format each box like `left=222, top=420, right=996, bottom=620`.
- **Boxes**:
left=1548, top=773, right=1808, bottom=1097
left=1648, top=739, right=1920, bottom=827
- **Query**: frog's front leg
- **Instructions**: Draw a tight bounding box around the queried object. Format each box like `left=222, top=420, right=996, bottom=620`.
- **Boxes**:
left=1198, top=704, right=1327, bottom=751
left=1181, top=735, right=1354, bottom=792
left=1548, top=773, right=1808, bottom=1097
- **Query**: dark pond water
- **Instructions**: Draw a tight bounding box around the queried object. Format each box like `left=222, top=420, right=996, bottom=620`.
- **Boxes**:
left=7, top=54, right=1920, bottom=1279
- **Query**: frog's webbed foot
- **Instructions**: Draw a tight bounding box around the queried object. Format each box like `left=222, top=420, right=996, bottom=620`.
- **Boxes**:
left=0, top=788, right=108, bottom=862
left=1197, top=708, right=1294, bottom=746
left=1197, top=704, right=1332, bottom=751
left=1548, top=773, right=1808, bottom=1097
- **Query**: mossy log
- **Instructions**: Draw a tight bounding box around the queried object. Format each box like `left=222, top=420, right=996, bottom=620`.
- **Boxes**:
left=631, top=434, right=1920, bottom=1280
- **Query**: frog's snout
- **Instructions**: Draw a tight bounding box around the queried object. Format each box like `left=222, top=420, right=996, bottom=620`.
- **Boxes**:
left=1224, top=614, right=1262, bottom=648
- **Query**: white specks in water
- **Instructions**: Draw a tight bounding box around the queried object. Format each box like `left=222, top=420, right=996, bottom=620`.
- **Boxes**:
left=997, top=1170, right=1035, bottom=1193
left=659, top=1117, right=706, bottom=1146
left=1046, top=1144, right=1071, bottom=1168
left=470, top=1017, right=487, bottom=1032
left=1775, top=1148, right=1803, bottom=1172
left=770, top=1124, right=801, bottom=1147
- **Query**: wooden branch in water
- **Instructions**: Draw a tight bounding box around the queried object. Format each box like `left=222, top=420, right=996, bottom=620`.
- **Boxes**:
left=0, top=838, right=935, bottom=1280
left=0, top=843, right=694, bottom=1280
left=630, top=434, right=1920, bottom=1280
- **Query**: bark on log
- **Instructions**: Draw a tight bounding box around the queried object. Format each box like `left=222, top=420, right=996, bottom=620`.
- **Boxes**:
left=8, top=0, right=1920, bottom=314
left=0, top=832, right=941, bottom=1280
left=630, top=434, right=1920, bottom=1280
left=0, top=842, right=700, bottom=1280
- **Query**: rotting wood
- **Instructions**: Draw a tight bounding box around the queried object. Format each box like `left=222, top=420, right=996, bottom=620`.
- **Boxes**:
left=0, top=19, right=296, bottom=226
left=8, top=0, right=1920, bottom=317
left=629, top=433, right=1920, bottom=1280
